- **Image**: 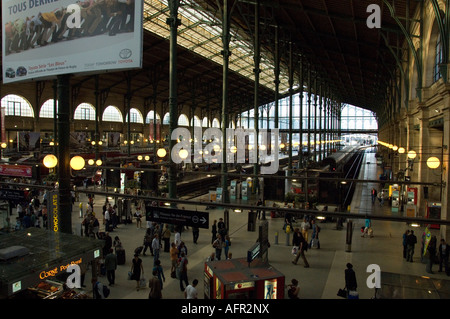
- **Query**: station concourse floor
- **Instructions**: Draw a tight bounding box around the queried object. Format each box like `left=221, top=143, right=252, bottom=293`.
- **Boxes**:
left=66, top=149, right=449, bottom=300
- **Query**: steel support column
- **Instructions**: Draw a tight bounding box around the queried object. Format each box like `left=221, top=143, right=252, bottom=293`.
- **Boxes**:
left=57, top=74, right=72, bottom=234
left=288, top=41, right=294, bottom=176
left=94, top=75, right=100, bottom=160
left=253, top=0, right=260, bottom=194
left=298, top=58, right=304, bottom=168
left=167, top=0, right=181, bottom=202
left=219, top=0, right=235, bottom=204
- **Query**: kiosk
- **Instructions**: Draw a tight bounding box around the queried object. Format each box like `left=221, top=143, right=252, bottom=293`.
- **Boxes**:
left=0, top=228, right=103, bottom=298
left=204, top=258, right=285, bottom=299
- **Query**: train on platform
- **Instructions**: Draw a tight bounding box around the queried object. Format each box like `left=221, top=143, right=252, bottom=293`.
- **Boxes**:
left=317, top=145, right=365, bottom=208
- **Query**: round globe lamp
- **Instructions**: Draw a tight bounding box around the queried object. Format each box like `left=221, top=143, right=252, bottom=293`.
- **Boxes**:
left=70, top=156, right=85, bottom=170
left=426, top=157, right=440, bottom=169
left=398, top=147, right=405, bottom=154
left=88, top=159, right=95, bottom=166
left=157, top=148, right=167, bottom=158
left=43, top=154, right=58, bottom=168
left=407, top=150, right=417, bottom=159
left=179, top=149, right=189, bottom=160
left=96, top=159, right=102, bottom=166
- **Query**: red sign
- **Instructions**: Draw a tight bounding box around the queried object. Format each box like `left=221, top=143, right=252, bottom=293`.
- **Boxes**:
left=0, top=164, right=32, bottom=177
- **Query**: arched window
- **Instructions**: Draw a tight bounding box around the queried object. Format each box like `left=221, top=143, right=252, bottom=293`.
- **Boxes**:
left=102, top=105, right=123, bottom=122
left=39, top=99, right=58, bottom=118
left=145, top=111, right=161, bottom=123
left=434, top=33, right=443, bottom=82
left=178, top=114, right=189, bottom=126
left=191, top=115, right=201, bottom=127
left=212, top=118, right=220, bottom=128
left=125, top=108, right=144, bottom=123
left=74, top=103, right=95, bottom=120
left=1, top=94, right=34, bottom=117
left=202, top=117, right=209, bottom=127
left=163, top=112, right=170, bottom=125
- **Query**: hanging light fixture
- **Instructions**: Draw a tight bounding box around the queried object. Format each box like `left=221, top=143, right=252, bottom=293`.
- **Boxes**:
left=70, top=156, right=85, bottom=170
left=426, top=157, right=440, bottom=169
left=157, top=148, right=167, bottom=158
left=43, top=154, right=58, bottom=168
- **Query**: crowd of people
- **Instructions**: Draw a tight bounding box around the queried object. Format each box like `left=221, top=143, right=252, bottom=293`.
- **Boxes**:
left=3, top=180, right=449, bottom=300
left=5, top=0, right=135, bottom=55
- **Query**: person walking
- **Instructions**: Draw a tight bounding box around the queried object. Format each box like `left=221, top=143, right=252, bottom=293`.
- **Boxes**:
left=152, top=259, right=166, bottom=290
left=131, top=254, right=144, bottom=291
left=192, top=226, right=199, bottom=244
left=177, top=252, right=189, bottom=292
left=170, top=242, right=179, bottom=277
left=213, top=234, right=223, bottom=260
left=143, top=228, right=153, bottom=256
left=184, top=279, right=198, bottom=299
left=211, top=220, right=217, bottom=244
left=309, top=219, right=320, bottom=249
left=152, top=233, right=161, bottom=265
left=371, top=188, right=377, bottom=204
left=161, top=224, right=171, bottom=252
left=300, top=218, right=310, bottom=243
left=406, top=230, right=417, bottom=262
left=361, top=218, right=373, bottom=238
left=438, top=239, right=450, bottom=275
left=402, top=230, right=410, bottom=259
left=426, top=235, right=437, bottom=274
left=224, top=235, right=231, bottom=258
left=104, top=248, right=117, bottom=286
left=148, top=270, right=162, bottom=299
left=292, top=228, right=309, bottom=268
left=344, top=263, right=357, bottom=294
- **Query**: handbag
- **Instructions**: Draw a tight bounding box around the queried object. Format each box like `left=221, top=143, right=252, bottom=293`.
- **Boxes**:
left=291, top=246, right=299, bottom=255
left=128, top=271, right=133, bottom=280
left=140, top=277, right=146, bottom=288
left=337, top=288, right=347, bottom=298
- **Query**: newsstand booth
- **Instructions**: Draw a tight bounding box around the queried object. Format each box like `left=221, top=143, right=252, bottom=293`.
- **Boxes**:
left=0, top=228, right=103, bottom=299
left=204, top=258, right=285, bottom=299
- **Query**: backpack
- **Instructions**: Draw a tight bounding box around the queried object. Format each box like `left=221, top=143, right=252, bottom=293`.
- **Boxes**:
left=95, top=282, right=110, bottom=298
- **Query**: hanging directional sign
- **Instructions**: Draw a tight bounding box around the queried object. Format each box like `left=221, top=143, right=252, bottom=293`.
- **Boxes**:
left=144, top=205, right=209, bottom=229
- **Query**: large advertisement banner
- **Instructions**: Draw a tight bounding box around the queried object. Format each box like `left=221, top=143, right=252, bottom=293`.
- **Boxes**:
left=2, top=0, right=143, bottom=84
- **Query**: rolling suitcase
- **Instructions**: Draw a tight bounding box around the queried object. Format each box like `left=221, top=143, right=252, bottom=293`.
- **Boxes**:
left=117, top=248, right=126, bottom=265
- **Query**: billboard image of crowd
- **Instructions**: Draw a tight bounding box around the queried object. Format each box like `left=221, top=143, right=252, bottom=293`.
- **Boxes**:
left=2, top=0, right=143, bottom=83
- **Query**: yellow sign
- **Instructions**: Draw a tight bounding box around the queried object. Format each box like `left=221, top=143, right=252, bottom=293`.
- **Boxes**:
left=39, top=258, right=83, bottom=280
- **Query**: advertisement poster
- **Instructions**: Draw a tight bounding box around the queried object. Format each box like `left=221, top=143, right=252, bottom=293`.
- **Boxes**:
left=108, top=132, right=121, bottom=147
left=17, top=132, right=40, bottom=151
left=69, top=132, right=87, bottom=148
left=2, top=0, right=143, bottom=84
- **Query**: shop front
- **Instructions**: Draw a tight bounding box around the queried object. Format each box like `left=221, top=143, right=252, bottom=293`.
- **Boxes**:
left=204, top=258, right=284, bottom=299
left=0, top=227, right=102, bottom=299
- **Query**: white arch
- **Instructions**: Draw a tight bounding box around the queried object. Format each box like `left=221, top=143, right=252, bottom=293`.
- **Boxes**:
left=202, top=117, right=210, bottom=127
left=212, top=118, right=220, bottom=128
left=178, top=114, right=189, bottom=126
left=163, top=112, right=170, bottom=125
left=74, top=103, right=95, bottom=120
left=191, top=115, right=201, bottom=127
left=1, top=94, right=34, bottom=117
left=145, top=110, right=161, bottom=123
left=125, top=108, right=144, bottom=123
left=102, top=105, right=123, bottom=122
left=39, top=99, right=58, bottom=118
